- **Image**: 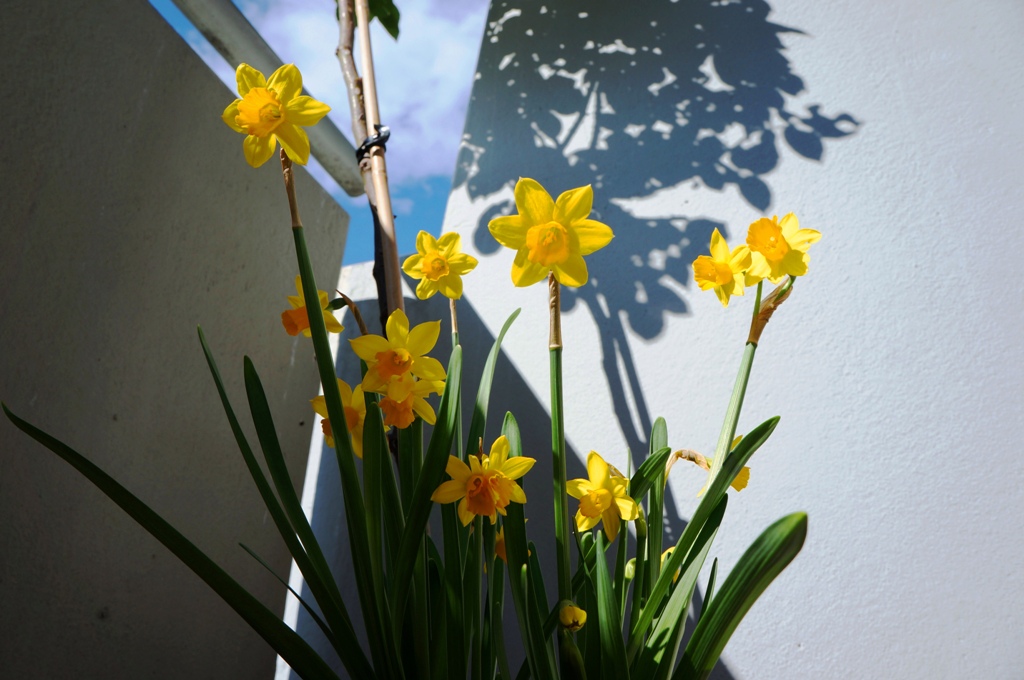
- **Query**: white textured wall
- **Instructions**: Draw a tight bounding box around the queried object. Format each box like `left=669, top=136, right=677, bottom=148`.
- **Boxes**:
left=0, top=1, right=348, bottom=677
left=433, top=0, right=1024, bottom=677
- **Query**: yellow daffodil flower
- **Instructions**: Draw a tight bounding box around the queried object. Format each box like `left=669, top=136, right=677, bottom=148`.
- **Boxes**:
left=402, top=231, right=479, bottom=300
left=350, top=309, right=446, bottom=395
left=281, top=275, right=344, bottom=337
left=567, top=451, right=640, bottom=542
left=431, top=436, right=536, bottom=525
left=377, top=373, right=445, bottom=429
left=745, top=213, right=821, bottom=283
left=487, top=178, right=614, bottom=287
left=310, top=379, right=366, bottom=457
left=692, top=228, right=754, bottom=307
left=693, top=436, right=750, bottom=497
left=222, top=63, right=331, bottom=168
left=559, top=605, right=587, bottom=632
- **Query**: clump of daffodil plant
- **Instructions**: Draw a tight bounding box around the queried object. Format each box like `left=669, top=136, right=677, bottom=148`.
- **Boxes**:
left=4, top=59, right=811, bottom=680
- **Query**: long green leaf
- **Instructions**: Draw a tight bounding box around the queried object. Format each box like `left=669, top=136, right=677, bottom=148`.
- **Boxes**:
left=594, top=531, right=630, bottom=680
left=676, top=513, right=807, bottom=680
left=201, top=332, right=372, bottom=678
left=634, top=495, right=727, bottom=680
left=503, top=412, right=549, bottom=680
left=239, top=542, right=335, bottom=650
left=644, top=418, right=669, bottom=594
left=390, top=345, right=463, bottom=631
left=293, top=226, right=398, bottom=679
left=628, top=446, right=672, bottom=504
left=626, top=416, right=779, bottom=659
left=490, top=558, right=512, bottom=680
left=2, top=403, right=341, bottom=680
left=466, top=308, right=521, bottom=453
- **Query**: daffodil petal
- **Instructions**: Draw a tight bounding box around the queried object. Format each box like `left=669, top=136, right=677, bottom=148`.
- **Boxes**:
left=438, top=275, right=463, bottom=300
left=243, top=134, right=278, bottom=168
left=275, top=123, right=311, bottom=165
left=446, top=455, right=472, bottom=480
left=413, top=397, right=436, bottom=425
left=514, top=177, right=555, bottom=225
left=587, top=452, right=609, bottom=487
left=386, top=309, right=410, bottom=345
left=500, top=456, right=535, bottom=481
left=789, top=228, right=822, bottom=252
left=553, top=253, right=588, bottom=287
left=323, top=311, right=344, bottom=333
left=746, top=253, right=771, bottom=281
left=350, top=335, right=390, bottom=361
left=509, top=484, right=527, bottom=504
left=603, top=510, right=621, bottom=542
left=714, top=285, right=730, bottom=307
left=416, top=230, right=439, bottom=253
left=573, top=219, right=614, bottom=255
left=222, top=100, right=245, bottom=133
left=310, top=396, right=328, bottom=419
left=614, top=496, right=640, bottom=521
left=490, top=436, right=510, bottom=462
left=407, top=320, right=440, bottom=356
left=488, top=214, right=527, bottom=249
left=729, top=245, right=752, bottom=271
left=709, top=228, right=730, bottom=261
left=415, top=278, right=439, bottom=300
left=511, top=249, right=549, bottom=287
left=285, top=95, right=330, bottom=126
left=781, top=249, right=809, bottom=277
left=778, top=212, right=800, bottom=236
left=235, top=63, right=266, bottom=96
left=566, top=479, right=591, bottom=499
left=267, top=64, right=302, bottom=103
left=447, top=253, right=478, bottom=275
left=361, top=371, right=388, bottom=394
left=553, top=184, right=593, bottom=225
left=431, top=479, right=466, bottom=503
left=437, top=232, right=461, bottom=258
left=730, top=466, right=751, bottom=492
left=403, top=253, right=424, bottom=276
left=576, top=509, right=600, bottom=532
left=458, top=499, right=475, bottom=526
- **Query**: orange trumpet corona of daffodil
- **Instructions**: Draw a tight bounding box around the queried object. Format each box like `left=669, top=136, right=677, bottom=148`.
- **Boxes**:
left=281, top=275, right=344, bottom=337
left=310, top=379, right=366, bottom=457
left=567, top=451, right=640, bottom=542
left=745, top=213, right=821, bottom=283
left=377, top=373, right=445, bottom=429
left=221, top=63, right=331, bottom=168
left=487, top=178, right=614, bottom=287
left=349, top=309, right=447, bottom=395
left=431, top=436, right=535, bottom=525
left=402, top=231, right=479, bottom=300
left=692, top=228, right=754, bottom=307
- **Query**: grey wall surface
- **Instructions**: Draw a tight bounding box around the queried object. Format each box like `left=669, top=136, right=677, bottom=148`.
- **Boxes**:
left=0, top=1, right=348, bottom=678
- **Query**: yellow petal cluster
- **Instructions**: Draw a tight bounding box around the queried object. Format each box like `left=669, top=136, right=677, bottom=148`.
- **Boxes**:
left=431, top=436, right=535, bottom=525
left=488, top=178, right=614, bottom=287
left=746, top=213, right=821, bottom=283
left=402, top=231, right=479, bottom=300
left=311, top=379, right=366, bottom=458
left=349, top=309, right=445, bottom=429
left=567, top=451, right=639, bottom=542
left=282, top=275, right=344, bottom=337
left=692, top=213, right=820, bottom=305
left=692, top=228, right=753, bottom=307
left=222, top=64, right=331, bottom=168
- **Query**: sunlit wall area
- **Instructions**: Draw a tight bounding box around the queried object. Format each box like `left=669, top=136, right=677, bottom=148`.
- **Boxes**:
left=438, top=0, right=1024, bottom=677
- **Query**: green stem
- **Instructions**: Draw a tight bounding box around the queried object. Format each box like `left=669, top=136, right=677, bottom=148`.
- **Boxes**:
left=706, top=343, right=757, bottom=487
left=550, top=349, right=572, bottom=601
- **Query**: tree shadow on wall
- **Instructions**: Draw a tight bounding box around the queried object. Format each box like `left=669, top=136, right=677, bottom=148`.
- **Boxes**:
left=450, top=1, right=857, bottom=675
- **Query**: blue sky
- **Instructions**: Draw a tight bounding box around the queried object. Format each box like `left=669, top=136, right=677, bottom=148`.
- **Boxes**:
left=149, top=0, right=489, bottom=264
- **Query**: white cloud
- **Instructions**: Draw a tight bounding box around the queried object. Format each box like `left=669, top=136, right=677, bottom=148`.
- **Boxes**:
left=233, top=0, right=490, bottom=185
